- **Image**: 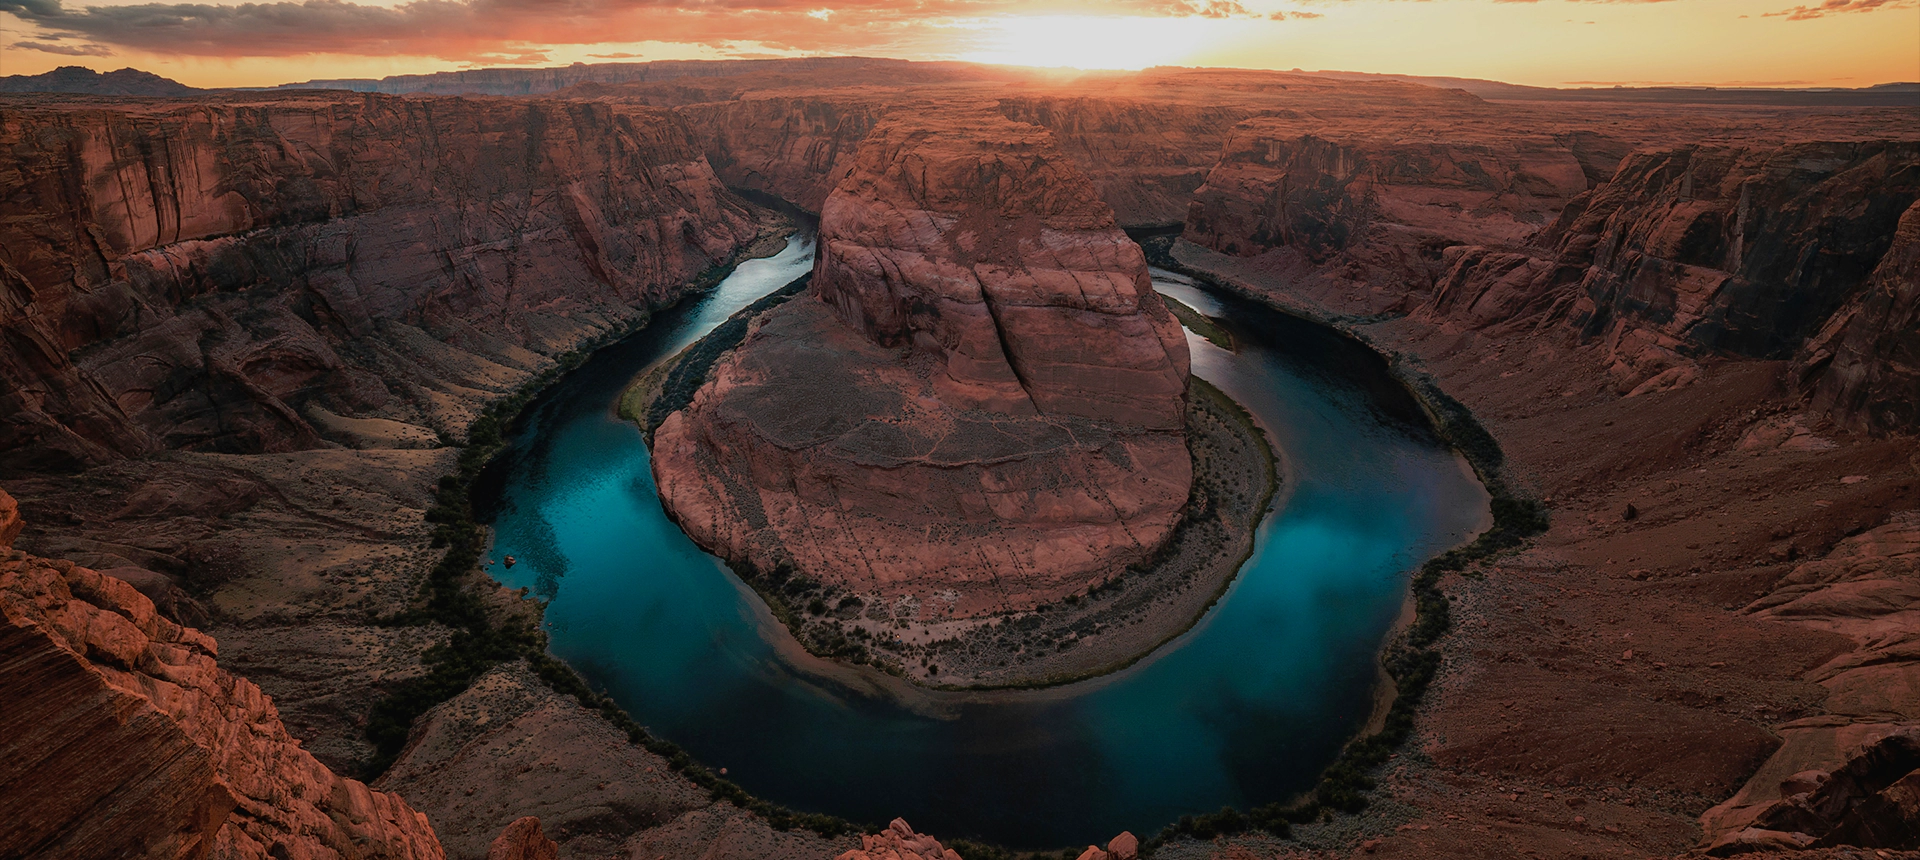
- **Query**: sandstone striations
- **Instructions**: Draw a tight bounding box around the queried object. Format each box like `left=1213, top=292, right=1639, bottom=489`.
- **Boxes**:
left=376, top=661, right=709, bottom=860
left=0, top=486, right=445, bottom=860
left=1427, top=142, right=1920, bottom=398
left=1698, top=511, right=1920, bottom=852
left=652, top=109, right=1191, bottom=617
left=1803, top=198, right=1920, bottom=433
left=0, top=92, right=760, bottom=472
left=1185, top=118, right=1591, bottom=262
left=485, top=818, right=558, bottom=860
left=682, top=95, right=891, bottom=212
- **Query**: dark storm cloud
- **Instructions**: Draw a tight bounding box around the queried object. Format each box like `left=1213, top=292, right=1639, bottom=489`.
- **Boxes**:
left=11, top=36, right=113, bottom=53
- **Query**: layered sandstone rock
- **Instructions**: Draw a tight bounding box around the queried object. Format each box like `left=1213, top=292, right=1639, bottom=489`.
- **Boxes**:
left=1184, top=118, right=1590, bottom=262
left=378, top=660, right=856, bottom=860
left=377, top=661, right=709, bottom=860
left=1424, top=141, right=1920, bottom=398
left=0, top=488, right=19, bottom=550
left=0, top=508, right=445, bottom=859
left=0, top=92, right=759, bottom=472
left=653, top=109, right=1191, bottom=616
left=1694, top=511, right=1920, bottom=852
left=995, top=96, right=1256, bottom=227
left=1803, top=199, right=1920, bottom=433
left=682, top=95, right=891, bottom=212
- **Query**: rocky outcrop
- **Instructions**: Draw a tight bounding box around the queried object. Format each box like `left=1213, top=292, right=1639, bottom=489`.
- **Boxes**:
left=996, top=97, right=1255, bottom=227
left=1425, top=141, right=1920, bottom=399
left=1184, top=117, right=1589, bottom=262
left=376, top=661, right=710, bottom=860
left=1702, top=730, right=1920, bottom=854
left=378, top=660, right=856, bottom=860
left=1803, top=199, right=1920, bottom=433
left=484, top=817, right=558, bottom=860
left=0, top=522, right=445, bottom=859
left=0, top=92, right=760, bottom=472
left=1697, top=511, right=1920, bottom=852
left=837, top=819, right=1138, bottom=860
left=653, top=109, right=1191, bottom=617
left=682, top=92, right=1249, bottom=227
left=682, top=95, right=891, bottom=212
left=836, top=819, right=961, bottom=860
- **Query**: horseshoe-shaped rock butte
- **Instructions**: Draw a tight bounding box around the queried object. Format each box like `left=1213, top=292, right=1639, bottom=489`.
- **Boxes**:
left=651, top=107, right=1193, bottom=619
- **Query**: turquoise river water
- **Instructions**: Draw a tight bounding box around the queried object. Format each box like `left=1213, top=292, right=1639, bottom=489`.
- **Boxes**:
left=475, top=231, right=1490, bottom=848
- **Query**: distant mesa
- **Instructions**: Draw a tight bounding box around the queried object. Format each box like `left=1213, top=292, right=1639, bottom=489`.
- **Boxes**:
left=0, top=65, right=199, bottom=96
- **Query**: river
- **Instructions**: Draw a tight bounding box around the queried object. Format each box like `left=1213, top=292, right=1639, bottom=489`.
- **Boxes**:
left=476, top=231, right=1489, bottom=848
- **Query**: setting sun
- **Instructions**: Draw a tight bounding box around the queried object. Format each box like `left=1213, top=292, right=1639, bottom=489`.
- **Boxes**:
left=959, top=15, right=1218, bottom=70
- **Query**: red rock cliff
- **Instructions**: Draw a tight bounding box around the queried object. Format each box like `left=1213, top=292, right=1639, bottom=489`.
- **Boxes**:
left=652, top=108, right=1191, bottom=617
left=0, top=485, right=445, bottom=859
left=0, top=92, right=759, bottom=472
left=1802, top=198, right=1920, bottom=433
left=1429, top=141, right=1920, bottom=397
left=1184, top=116, right=1591, bottom=264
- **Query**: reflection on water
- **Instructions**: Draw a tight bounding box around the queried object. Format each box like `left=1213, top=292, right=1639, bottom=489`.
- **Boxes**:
left=476, top=241, right=1489, bottom=848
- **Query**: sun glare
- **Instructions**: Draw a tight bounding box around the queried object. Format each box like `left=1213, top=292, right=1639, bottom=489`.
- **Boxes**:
left=958, top=15, right=1214, bottom=70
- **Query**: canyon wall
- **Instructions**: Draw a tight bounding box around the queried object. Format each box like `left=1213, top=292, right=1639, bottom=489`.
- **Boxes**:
left=1802, top=198, right=1920, bottom=433
left=1427, top=141, right=1920, bottom=398
left=0, top=92, right=760, bottom=473
left=652, top=108, right=1192, bottom=616
left=1182, top=117, right=1594, bottom=297
left=1182, top=119, right=1920, bottom=425
left=677, top=92, right=1247, bottom=227
left=994, top=96, right=1256, bottom=227
left=0, top=486, right=446, bottom=860
left=681, top=95, right=892, bottom=213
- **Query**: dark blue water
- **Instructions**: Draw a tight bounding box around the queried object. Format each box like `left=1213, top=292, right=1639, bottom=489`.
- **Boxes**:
left=477, top=238, right=1489, bottom=849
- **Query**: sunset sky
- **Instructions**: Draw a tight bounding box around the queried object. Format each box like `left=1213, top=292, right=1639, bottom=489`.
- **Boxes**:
left=0, top=0, right=1914, bottom=89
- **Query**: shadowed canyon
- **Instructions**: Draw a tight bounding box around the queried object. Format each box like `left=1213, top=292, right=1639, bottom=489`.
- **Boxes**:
left=3, top=57, right=1920, bottom=860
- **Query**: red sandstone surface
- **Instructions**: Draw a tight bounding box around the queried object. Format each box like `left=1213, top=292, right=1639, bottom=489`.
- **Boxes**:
left=0, top=92, right=760, bottom=472
left=653, top=107, right=1191, bottom=616
left=0, top=488, right=445, bottom=860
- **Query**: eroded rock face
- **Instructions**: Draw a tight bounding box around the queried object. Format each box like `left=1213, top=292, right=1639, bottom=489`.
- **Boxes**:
left=1803, top=199, right=1920, bottom=433
left=0, top=489, right=19, bottom=550
left=484, top=817, right=558, bottom=860
left=1423, top=142, right=1920, bottom=398
left=0, top=93, right=759, bottom=472
left=683, top=95, right=892, bottom=213
left=0, top=532, right=444, bottom=860
left=1698, top=511, right=1920, bottom=852
left=653, top=109, right=1190, bottom=617
left=1185, top=118, right=1590, bottom=262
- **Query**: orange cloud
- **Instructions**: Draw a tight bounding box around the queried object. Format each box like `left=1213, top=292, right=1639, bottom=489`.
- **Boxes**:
left=1764, top=0, right=1914, bottom=18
